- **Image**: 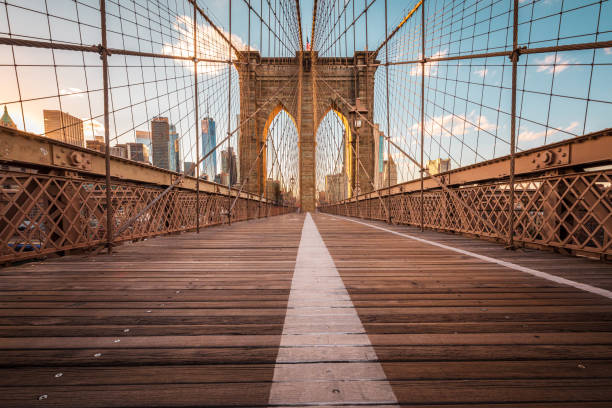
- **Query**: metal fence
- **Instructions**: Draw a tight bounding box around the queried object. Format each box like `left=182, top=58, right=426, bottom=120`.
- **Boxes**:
left=1, top=165, right=292, bottom=263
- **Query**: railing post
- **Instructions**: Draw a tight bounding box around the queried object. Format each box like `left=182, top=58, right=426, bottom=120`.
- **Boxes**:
left=227, top=0, right=233, bottom=226
left=508, top=0, right=519, bottom=248
left=193, top=3, right=200, bottom=233
left=420, top=0, right=425, bottom=232
left=384, top=0, right=391, bottom=224
left=100, top=0, right=112, bottom=254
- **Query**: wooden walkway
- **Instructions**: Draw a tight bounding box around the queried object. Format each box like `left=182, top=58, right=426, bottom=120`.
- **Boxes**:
left=1, top=212, right=612, bottom=407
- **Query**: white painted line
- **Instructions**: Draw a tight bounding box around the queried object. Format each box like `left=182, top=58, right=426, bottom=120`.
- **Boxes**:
left=268, top=213, right=398, bottom=406
left=326, top=214, right=612, bottom=300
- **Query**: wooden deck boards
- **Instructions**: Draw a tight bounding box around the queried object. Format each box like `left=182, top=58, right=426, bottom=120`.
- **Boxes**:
left=0, top=214, right=304, bottom=407
left=0, top=212, right=611, bottom=407
left=312, top=213, right=612, bottom=407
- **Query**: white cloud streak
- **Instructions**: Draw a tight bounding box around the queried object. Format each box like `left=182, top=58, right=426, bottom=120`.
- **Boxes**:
left=519, top=121, right=579, bottom=141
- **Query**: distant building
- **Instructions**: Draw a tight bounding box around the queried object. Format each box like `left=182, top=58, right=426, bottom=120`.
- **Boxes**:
left=126, top=143, right=149, bottom=163
left=86, top=136, right=106, bottom=153
left=184, top=161, right=195, bottom=177
left=201, top=118, right=217, bottom=179
left=266, top=178, right=281, bottom=202
left=325, top=173, right=348, bottom=203
left=43, top=109, right=84, bottom=147
left=1, top=106, right=17, bottom=129
left=427, top=158, right=450, bottom=175
left=372, top=124, right=386, bottom=189
left=135, top=130, right=152, bottom=161
left=382, top=156, right=397, bottom=187
left=110, top=144, right=127, bottom=159
left=221, top=147, right=238, bottom=186
left=318, top=191, right=327, bottom=205
left=151, top=117, right=170, bottom=169
left=216, top=171, right=229, bottom=186
left=169, top=125, right=180, bottom=172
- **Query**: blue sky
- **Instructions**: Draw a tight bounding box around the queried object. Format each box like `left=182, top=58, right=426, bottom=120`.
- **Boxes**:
left=0, top=0, right=610, bottom=186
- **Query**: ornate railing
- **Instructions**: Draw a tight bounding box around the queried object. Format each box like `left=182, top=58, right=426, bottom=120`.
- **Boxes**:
left=319, top=132, right=612, bottom=260
left=0, top=129, right=293, bottom=264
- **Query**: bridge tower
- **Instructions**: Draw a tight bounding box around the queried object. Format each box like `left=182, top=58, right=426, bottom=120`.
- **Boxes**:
left=237, top=51, right=377, bottom=212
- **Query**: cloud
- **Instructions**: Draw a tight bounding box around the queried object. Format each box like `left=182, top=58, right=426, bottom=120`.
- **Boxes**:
left=519, top=121, right=579, bottom=141
left=410, top=110, right=497, bottom=136
left=474, top=68, right=488, bottom=78
left=162, top=15, right=255, bottom=75
left=410, top=50, right=448, bottom=77
left=535, top=54, right=572, bottom=75
left=82, top=118, right=105, bottom=138
left=604, top=48, right=612, bottom=55
left=59, top=88, right=85, bottom=97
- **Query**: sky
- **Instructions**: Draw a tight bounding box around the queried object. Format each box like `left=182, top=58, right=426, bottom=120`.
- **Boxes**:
left=0, top=0, right=610, bottom=187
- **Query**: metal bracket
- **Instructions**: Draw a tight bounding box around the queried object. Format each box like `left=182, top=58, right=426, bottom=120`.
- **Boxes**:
left=52, top=147, right=92, bottom=170
left=531, top=145, right=570, bottom=169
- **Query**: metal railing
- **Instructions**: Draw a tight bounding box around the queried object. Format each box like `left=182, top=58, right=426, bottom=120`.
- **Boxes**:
left=0, top=130, right=293, bottom=264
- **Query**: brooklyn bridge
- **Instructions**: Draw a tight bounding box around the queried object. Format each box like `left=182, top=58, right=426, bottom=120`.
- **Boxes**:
left=1, top=0, right=611, bottom=406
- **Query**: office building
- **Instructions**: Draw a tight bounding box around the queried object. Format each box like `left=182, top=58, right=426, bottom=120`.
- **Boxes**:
left=221, top=146, right=237, bottom=186
left=184, top=162, right=195, bottom=177
left=428, top=158, right=450, bottom=175
left=43, top=109, right=84, bottom=147
left=266, top=178, right=281, bottom=202
left=169, top=125, right=180, bottom=172
left=201, top=117, right=217, bottom=179
left=135, top=130, right=152, bottom=161
left=126, top=143, right=149, bottom=163
left=86, top=136, right=106, bottom=153
left=151, top=117, right=170, bottom=169
left=382, top=156, right=397, bottom=187
left=325, top=173, right=348, bottom=203
left=110, top=144, right=127, bottom=159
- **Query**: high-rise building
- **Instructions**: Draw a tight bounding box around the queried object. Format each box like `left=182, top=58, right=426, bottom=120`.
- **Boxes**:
left=382, top=156, right=397, bottom=187
left=126, top=143, right=149, bottom=163
left=201, top=118, right=217, bottom=179
left=151, top=117, right=169, bottom=170
left=1, top=106, right=17, bottom=129
left=427, top=158, right=450, bottom=175
left=169, top=125, right=180, bottom=172
left=86, top=136, right=106, bottom=153
left=266, top=178, right=281, bottom=202
left=221, top=146, right=237, bottom=186
left=325, top=173, right=348, bottom=203
left=135, top=130, right=152, bottom=161
left=184, top=162, right=195, bottom=177
left=110, top=144, right=127, bottom=159
left=43, top=109, right=84, bottom=147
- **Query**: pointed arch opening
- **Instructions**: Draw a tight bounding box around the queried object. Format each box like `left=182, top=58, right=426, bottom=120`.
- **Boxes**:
left=262, top=104, right=299, bottom=203
left=315, top=108, right=353, bottom=205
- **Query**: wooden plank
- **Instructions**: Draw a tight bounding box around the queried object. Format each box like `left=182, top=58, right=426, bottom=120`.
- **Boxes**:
left=312, top=213, right=612, bottom=407
left=0, top=214, right=304, bottom=407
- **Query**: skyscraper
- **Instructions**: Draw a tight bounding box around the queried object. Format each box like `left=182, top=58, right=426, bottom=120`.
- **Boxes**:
left=221, top=146, right=237, bottom=186
left=126, top=143, right=150, bottom=163
left=151, top=117, right=169, bottom=170
left=135, top=130, right=152, bottom=160
left=43, top=109, right=84, bottom=147
left=201, top=117, right=216, bottom=179
left=169, top=125, right=180, bottom=172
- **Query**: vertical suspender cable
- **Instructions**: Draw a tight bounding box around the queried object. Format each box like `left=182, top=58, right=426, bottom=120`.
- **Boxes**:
left=100, top=0, right=113, bottom=253
left=420, top=0, right=425, bottom=232
left=384, top=0, right=391, bottom=224
left=508, top=0, right=519, bottom=248
left=193, top=4, right=200, bottom=233
left=227, top=0, right=233, bottom=225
